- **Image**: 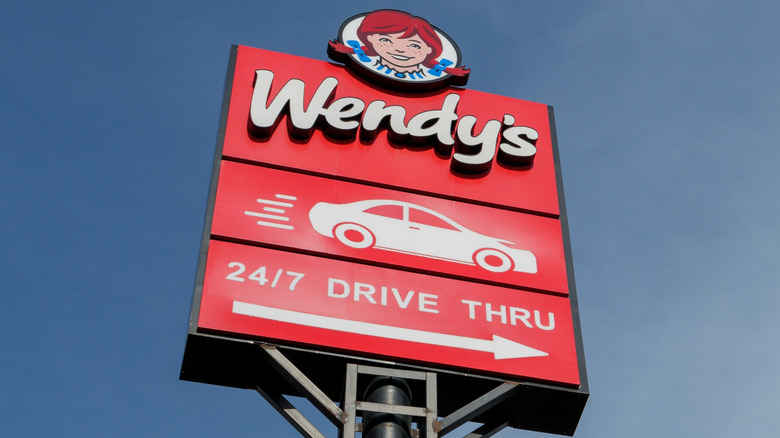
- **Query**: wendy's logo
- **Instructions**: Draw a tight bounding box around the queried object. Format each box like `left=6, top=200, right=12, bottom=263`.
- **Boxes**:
left=328, top=10, right=470, bottom=91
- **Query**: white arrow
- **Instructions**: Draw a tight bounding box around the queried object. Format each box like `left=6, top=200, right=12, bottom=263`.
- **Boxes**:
left=232, top=301, right=548, bottom=360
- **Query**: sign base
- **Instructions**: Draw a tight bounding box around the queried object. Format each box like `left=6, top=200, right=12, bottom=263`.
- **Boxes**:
left=180, top=333, right=587, bottom=436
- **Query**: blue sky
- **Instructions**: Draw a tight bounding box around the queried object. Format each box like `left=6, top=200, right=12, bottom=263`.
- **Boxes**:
left=2, top=0, right=779, bottom=436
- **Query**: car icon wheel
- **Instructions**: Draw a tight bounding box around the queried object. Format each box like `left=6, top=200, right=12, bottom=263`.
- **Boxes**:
left=333, top=223, right=375, bottom=249
left=474, top=248, right=513, bottom=273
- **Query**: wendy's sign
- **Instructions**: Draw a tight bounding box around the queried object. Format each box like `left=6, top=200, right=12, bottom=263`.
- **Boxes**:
left=327, top=9, right=469, bottom=91
left=182, top=10, right=587, bottom=436
left=248, top=70, right=538, bottom=175
left=229, top=48, right=560, bottom=215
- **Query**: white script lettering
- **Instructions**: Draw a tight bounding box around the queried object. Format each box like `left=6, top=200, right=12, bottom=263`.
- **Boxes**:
left=248, top=70, right=538, bottom=174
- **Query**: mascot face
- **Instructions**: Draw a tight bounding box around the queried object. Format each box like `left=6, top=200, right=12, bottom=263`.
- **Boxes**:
left=328, top=9, right=470, bottom=91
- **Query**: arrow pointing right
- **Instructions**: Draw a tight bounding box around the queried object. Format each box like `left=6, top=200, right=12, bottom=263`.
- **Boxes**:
left=232, top=301, right=548, bottom=360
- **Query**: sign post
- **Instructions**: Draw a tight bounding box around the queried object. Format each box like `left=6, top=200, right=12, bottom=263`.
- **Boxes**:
left=182, top=10, right=587, bottom=436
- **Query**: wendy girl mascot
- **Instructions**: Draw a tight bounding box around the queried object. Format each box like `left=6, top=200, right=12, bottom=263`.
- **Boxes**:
left=328, top=9, right=470, bottom=91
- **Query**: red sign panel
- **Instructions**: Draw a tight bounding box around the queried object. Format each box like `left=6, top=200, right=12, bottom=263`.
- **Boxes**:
left=211, top=160, right=569, bottom=295
left=222, top=46, right=561, bottom=217
left=187, top=45, right=584, bottom=389
left=199, top=240, right=579, bottom=385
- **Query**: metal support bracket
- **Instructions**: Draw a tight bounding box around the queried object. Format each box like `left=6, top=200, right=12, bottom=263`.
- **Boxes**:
left=256, top=344, right=517, bottom=438
left=255, top=384, right=328, bottom=438
left=436, top=382, right=518, bottom=436
left=258, top=345, right=345, bottom=436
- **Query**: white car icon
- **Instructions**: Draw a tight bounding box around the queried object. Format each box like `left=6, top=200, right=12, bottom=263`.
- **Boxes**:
left=308, top=199, right=537, bottom=274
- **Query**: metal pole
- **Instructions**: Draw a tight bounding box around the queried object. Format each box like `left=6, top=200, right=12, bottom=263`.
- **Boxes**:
left=361, top=377, right=412, bottom=438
